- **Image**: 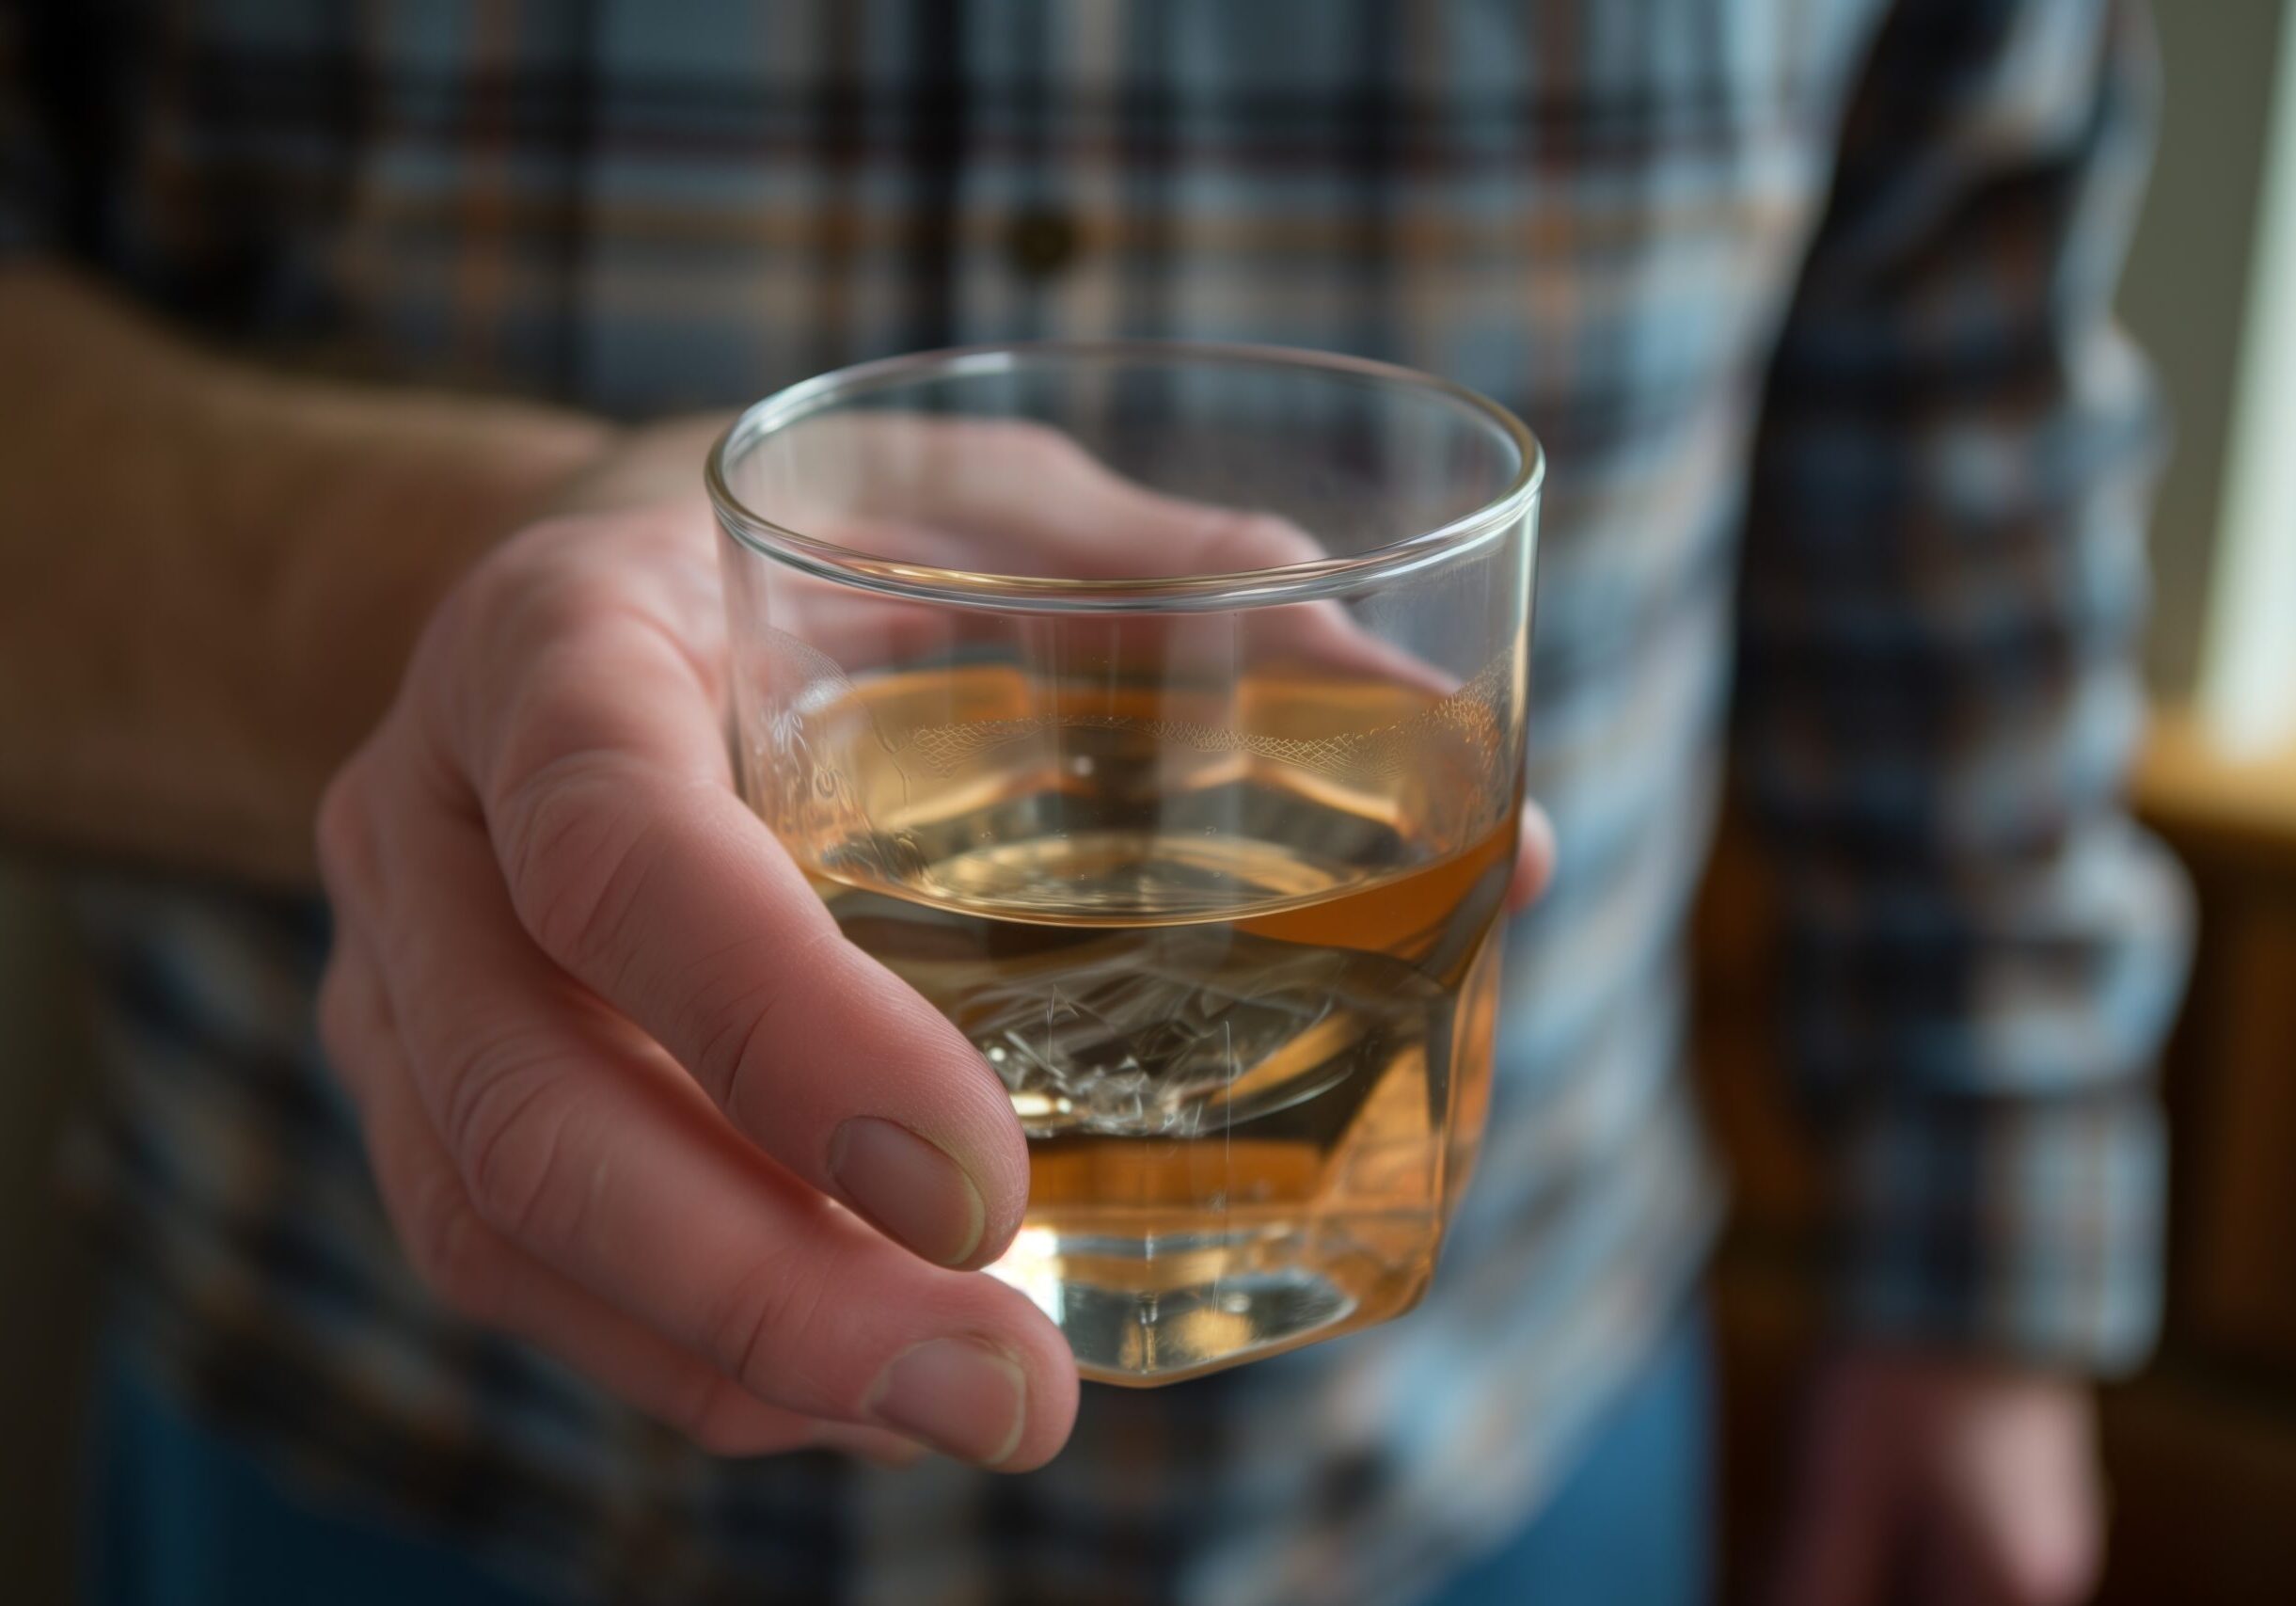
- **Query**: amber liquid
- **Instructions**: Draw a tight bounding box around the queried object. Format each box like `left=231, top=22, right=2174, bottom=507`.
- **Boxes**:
left=780, top=665, right=1514, bottom=1383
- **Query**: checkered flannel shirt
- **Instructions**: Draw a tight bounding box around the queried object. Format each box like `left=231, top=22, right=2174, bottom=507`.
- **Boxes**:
left=1, top=2, right=2190, bottom=1602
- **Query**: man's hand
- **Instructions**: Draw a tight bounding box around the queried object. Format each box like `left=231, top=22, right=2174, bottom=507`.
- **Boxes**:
left=319, top=493, right=1082, bottom=1468
left=1772, top=1348, right=2104, bottom=1606
left=319, top=422, right=1554, bottom=1470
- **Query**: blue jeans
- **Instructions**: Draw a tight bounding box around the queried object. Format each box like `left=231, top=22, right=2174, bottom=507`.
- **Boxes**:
left=85, top=1312, right=1710, bottom=1606
left=1417, top=1306, right=1712, bottom=1606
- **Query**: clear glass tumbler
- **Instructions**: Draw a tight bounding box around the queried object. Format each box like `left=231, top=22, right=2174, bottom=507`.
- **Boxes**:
left=708, top=343, right=1541, bottom=1384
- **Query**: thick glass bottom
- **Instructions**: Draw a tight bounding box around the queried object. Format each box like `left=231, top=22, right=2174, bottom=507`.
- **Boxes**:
left=988, top=1211, right=1433, bottom=1385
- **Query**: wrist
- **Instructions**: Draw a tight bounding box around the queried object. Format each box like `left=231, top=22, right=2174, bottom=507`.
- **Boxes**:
left=0, top=264, right=620, bottom=881
left=263, top=387, right=618, bottom=756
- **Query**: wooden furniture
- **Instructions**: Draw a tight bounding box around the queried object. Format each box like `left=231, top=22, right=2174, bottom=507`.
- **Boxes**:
left=1695, top=712, right=2296, bottom=1604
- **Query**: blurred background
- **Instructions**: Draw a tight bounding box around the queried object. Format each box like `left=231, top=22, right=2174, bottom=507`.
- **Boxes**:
left=5, top=1, right=2294, bottom=1600
left=1704, top=2, right=2296, bottom=1600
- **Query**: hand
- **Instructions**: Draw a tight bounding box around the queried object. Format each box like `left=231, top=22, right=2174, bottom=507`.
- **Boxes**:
left=319, top=486, right=1071, bottom=1467
left=1771, top=1347, right=2105, bottom=1606
left=319, top=420, right=1554, bottom=1469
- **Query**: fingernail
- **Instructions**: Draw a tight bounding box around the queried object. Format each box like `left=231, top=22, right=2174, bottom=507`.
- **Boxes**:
left=865, top=1339, right=1027, bottom=1467
left=829, top=1118, right=986, bottom=1267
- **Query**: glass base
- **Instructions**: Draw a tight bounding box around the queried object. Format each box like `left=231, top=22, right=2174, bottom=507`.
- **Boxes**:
left=988, top=1217, right=1431, bottom=1386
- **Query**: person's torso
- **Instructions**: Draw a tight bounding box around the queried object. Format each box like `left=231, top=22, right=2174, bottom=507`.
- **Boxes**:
left=41, top=4, right=1891, bottom=1601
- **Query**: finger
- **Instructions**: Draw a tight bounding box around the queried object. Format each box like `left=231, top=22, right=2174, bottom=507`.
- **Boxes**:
left=1506, top=803, right=1556, bottom=914
left=340, top=956, right=929, bottom=1475
left=322, top=928, right=847, bottom=1459
left=796, top=508, right=1454, bottom=704
left=368, top=799, right=1079, bottom=1468
left=1927, top=1383, right=2102, bottom=1606
left=447, top=561, right=1029, bottom=1271
left=785, top=420, right=1468, bottom=691
left=812, top=416, right=1336, bottom=581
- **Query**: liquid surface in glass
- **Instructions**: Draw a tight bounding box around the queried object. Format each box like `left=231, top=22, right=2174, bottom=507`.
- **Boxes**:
left=783, top=665, right=1513, bottom=1384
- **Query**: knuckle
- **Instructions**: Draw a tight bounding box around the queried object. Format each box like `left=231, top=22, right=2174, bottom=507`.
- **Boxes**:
left=679, top=926, right=837, bottom=1111
left=980, top=418, right=1087, bottom=473
left=455, top=524, right=673, bottom=664
left=1201, top=511, right=1320, bottom=571
left=498, top=756, right=665, bottom=976
left=443, top=549, right=640, bottom=732
left=493, top=555, right=632, bottom=654
left=443, top=1034, right=585, bottom=1246
left=461, top=525, right=585, bottom=616
left=426, top=546, right=530, bottom=669
left=675, top=967, right=781, bottom=1110
left=701, top=1246, right=841, bottom=1405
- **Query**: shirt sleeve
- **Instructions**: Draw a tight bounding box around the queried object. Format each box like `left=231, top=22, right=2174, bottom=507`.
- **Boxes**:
left=1734, top=0, right=2193, bottom=1374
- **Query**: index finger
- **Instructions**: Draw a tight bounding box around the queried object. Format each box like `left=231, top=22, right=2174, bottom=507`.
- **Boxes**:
left=357, top=792, right=1077, bottom=1466
left=761, top=418, right=1460, bottom=693
left=445, top=524, right=1031, bottom=1271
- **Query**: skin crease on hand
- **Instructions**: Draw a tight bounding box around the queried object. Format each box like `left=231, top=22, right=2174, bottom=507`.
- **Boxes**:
left=1771, top=1348, right=2105, bottom=1606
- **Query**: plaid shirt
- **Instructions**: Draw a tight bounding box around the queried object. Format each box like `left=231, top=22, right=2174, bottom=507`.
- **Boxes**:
left=4, top=2, right=2191, bottom=1602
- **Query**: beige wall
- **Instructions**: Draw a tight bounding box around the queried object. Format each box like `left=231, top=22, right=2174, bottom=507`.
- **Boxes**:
left=2123, top=0, right=2293, bottom=694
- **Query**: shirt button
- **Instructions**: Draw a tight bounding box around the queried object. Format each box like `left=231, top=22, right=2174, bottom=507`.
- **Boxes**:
left=1004, top=207, right=1083, bottom=278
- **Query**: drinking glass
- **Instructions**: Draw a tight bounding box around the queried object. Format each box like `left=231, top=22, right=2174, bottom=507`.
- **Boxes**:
left=708, top=343, right=1541, bottom=1384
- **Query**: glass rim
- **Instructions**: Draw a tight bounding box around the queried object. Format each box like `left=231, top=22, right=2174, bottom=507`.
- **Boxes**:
left=705, top=340, right=1544, bottom=613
